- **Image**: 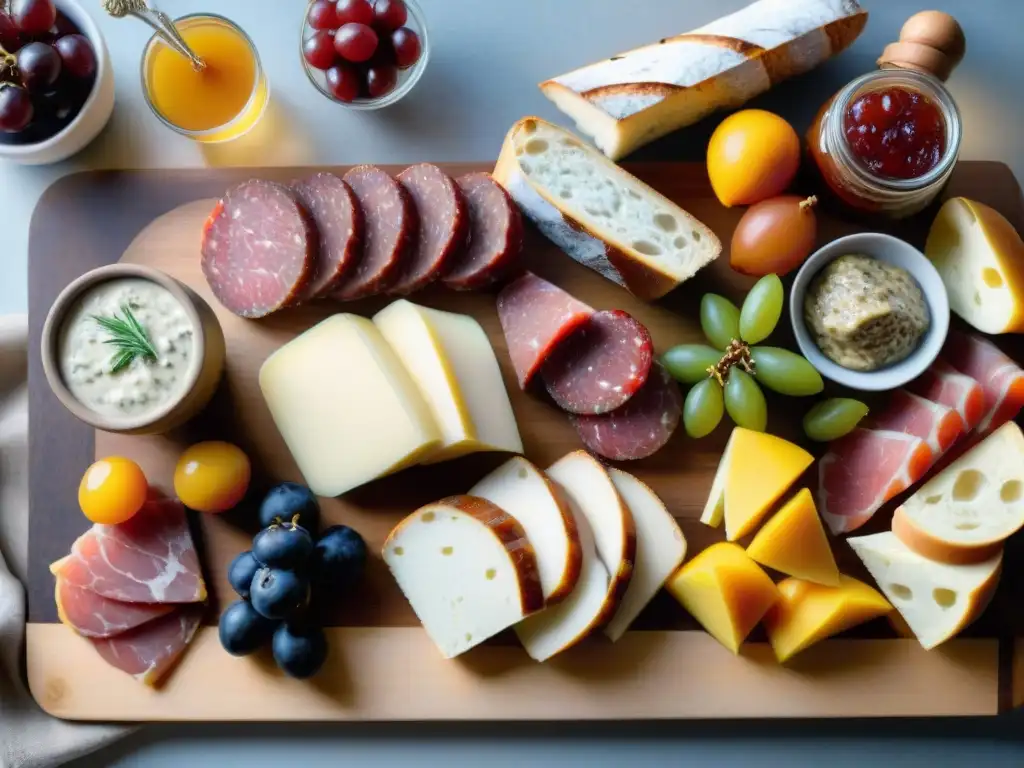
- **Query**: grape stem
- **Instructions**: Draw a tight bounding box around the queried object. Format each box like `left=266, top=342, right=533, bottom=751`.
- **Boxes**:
left=707, top=339, right=755, bottom=387
left=799, top=195, right=818, bottom=212
left=0, top=44, right=16, bottom=80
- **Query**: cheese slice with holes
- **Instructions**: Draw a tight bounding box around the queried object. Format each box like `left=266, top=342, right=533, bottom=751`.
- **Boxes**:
left=383, top=495, right=544, bottom=659
left=847, top=531, right=1002, bottom=650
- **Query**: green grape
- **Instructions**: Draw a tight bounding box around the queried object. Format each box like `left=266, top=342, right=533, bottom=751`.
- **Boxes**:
left=662, top=345, right=721, bottom=384
left=724, top=368, right=767, bottom=432
left=803, top=398, right=869, bottom=442
left=700, top=294, right=741, bottom=350
left=739, top=274, right=784, bottom=344
left=684, top=378, right=724, bottom=438
left=750, top=346, right=824, bottom=396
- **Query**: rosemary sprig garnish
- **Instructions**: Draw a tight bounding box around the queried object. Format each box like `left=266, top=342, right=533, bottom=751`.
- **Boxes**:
left=93, top=304, right=159, bottom=374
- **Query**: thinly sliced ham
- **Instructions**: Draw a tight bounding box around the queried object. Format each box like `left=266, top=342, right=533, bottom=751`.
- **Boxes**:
left=943, top=330, right=1024, bottom=435
left=818, top=429, right=932, bottom=535
left=51, top=497, right=206, bottom=604
left=905, top=359, right=986, bottom=432
left=90, top=605, right=204, bottom=686
left=863, top=389, right=964, bottom=456
left=54, top=576, right=173, bottom=639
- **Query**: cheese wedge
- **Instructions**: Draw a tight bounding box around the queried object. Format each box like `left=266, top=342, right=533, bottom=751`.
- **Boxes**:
left=926, top=197, right=1024, bottom=334
left=763, top=575, right=892, bottom=663
left=666, top=542, right=779, bottom=654
left=603, top=469, right=687, bottom=642
left=469, top=457, right=582, bottom=604
left=746, top=488, right=839, bottom=586
left=700, top=427, right=814, bottom=541
left=259, top=314, right=442, bottom=497
left=848, top=531, right=1002, bottom=650
left=891, top=421, right=1024, bottom=564
left=383, top=495, right=544, bottom=659
left=373, top=300, right=523, bottom=463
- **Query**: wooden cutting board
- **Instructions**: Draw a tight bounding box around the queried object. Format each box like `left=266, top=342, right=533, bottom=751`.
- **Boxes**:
left=24, top=162, right=1024, bottom=721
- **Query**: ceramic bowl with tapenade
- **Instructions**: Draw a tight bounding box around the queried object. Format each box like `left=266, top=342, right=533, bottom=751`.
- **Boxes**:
left=790, top=232, right=949, bottom=392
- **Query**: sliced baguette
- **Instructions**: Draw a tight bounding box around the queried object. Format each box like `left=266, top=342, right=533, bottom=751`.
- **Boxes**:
left=493, top=117, right=721, bottom=300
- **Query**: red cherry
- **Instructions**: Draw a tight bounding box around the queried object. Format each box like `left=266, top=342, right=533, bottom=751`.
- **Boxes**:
left=307, top=0, right=338, bottom=30
left=334, top=23, right=377, bottom=63
left=303, top=30, right=337, bottom=70
left=365, top=63, right=397, bottom=98
left=325, top=62, right=360, bottom=102
left=390, top=27, right=420, bottom=69
left=335, top=0, right=375, bottom=26
left=371, top=0, right=406, bottom=32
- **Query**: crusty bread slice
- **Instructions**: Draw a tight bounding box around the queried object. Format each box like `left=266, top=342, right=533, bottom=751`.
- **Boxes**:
left=493, top=117, right=720, bottom=300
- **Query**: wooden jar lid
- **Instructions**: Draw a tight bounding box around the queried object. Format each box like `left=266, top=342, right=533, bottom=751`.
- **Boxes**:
left=877, top=11, right=966, bottom=82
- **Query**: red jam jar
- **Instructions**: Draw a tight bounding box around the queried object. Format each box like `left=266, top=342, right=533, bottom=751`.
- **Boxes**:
left=807, top=69, right=961, bottom=219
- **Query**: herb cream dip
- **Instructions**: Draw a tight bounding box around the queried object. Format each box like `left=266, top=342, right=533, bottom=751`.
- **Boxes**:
left=804, top=254, right=930, bottom=372
left=58, top=278, right=195, bottom=418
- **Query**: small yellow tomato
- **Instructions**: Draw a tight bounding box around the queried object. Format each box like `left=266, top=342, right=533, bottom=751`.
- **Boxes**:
left=174, top=441, right=251, bottom=514
left=79, top=457, right=149, bottom=525
left=706, top=109, right=800, bottom=207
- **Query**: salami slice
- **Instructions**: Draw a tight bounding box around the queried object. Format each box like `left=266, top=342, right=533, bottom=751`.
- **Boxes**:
left=292, top=173, right=364, bottom=300
left=389, top=164, right=469, bottom=295
left=496, top=271, right=594, bottom=389
left=444, top=173, right=524, bottom=290
left=571, top=363, right=682, bottom=461
left=200, top=180, right=316, bottom=318
left=541, top=310, right=654, bottom=415
left=331, top=165, right=415, bottom=300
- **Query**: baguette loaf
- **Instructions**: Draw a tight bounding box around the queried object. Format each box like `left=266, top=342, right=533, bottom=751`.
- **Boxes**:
left=540, top=0, right=868, bottom=160
left=492, top=117, right=721, bottom=300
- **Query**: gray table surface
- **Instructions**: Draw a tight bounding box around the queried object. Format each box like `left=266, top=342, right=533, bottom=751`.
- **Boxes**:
left=6, top=0, right=1022, bottom=764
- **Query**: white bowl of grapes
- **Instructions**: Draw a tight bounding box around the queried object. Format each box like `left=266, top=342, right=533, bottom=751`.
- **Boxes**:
left=0, top=0, right=114, bottom=164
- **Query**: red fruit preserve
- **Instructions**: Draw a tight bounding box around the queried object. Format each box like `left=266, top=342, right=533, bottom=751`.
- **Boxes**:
left=843, top=86, right=946, bottom=179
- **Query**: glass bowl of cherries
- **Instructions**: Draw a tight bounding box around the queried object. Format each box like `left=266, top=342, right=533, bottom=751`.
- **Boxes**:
left=301, top=0, right=428, bottom=109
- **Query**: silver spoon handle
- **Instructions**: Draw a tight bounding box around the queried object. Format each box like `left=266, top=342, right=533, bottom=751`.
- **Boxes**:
left=130, top=6, right=206, bottom=71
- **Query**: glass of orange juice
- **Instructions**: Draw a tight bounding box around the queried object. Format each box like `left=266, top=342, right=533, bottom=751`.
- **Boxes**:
left=141, top=14, right=269, bottom=143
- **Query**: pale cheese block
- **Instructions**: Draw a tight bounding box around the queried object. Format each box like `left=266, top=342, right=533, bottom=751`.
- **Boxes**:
left=383, top=495, right=544, bottom=659
left=539, top=0, right=867, bottom=160
left=891, top=421, right=1024, bottom=564
left=373, top=300, right=523, bottom=463
left=848, top=531, right=1002, bottom=650
left=259, top=314, right=442, bottom=497
left=603, top=469, right=687, bottom=642
left=469, top=457, right=582, bottom=604
left=493, top=117, right=721, bottom=300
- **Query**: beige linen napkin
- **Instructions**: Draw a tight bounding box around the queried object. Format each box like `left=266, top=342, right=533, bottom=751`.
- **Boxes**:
left=0, top=315, right=128, bottom=768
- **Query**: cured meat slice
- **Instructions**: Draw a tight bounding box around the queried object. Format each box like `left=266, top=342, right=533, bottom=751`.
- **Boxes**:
left=201, top=180, right=316, bottom=318
left=52, top=497, right=207, bottom=604
left=292, top=172, right=364, bottom=299
left=54, top=576, right=173, bottom=638
left=863, top=389, right=964, bottom=457
left=817, top=429, right=933, bottom=535
left=943, top=330, right=1024, bottom=435
left=332, top=165, right=415, bottom=300
left=443, top=173, right=524, bottom=290
left=571, top=363, right=682, bottom=461
left=496, top=271, right=594, bottom=388
left=390, top=164, right=469, bottom=295
left=91, top=605, right=203, bottom=686
left=906, top=359, right=985, bottom=432
left=541, top=309, right=654, bottom=415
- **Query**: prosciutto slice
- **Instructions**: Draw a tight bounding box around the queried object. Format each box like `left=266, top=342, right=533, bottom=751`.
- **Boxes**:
left=91, top=605, right=204, bottom=686
left=54, top=576, right=173, bottom=638
left=906, top=359, right=986, bottom=432
left=943, top=331, right=1024, bottom=435
left=51, top=497, right=206, bottom=604
left=863, top=389, right=964, bottom=457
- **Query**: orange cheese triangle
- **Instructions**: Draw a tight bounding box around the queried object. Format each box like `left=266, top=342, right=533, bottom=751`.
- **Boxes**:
left=747, top=488, right=840, bottom=586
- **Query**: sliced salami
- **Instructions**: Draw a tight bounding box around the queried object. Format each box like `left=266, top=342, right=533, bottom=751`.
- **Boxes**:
left=200, top=180, right=316, bottom=318
left=331, top=165, right=415, bottom=300
left=496, top=271, right=594, bottom=389
left=292, top=173, right=364, bottom=300
left=389, top=164, right=469, bottom=295
left=444, top=173, right=524, bottom=290
left=541, top=310, right=654, bottom=415
left=571, top=363, right=682, bottom=461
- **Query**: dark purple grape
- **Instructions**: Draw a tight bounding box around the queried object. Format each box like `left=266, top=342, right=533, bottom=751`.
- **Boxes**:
left=371, top=0, right=406, bottom=32
left=0, top=12, right=21, bottom=52
left=303, top=30, right=336, bottom=70
left=335, top=0, right=374, bottom=26
left=324, top=62, right=359, bottom=102
left=54, top=34, right=94, bottom=80
left=16, top=41, right=60, bottom=92
left=334, top=22, right=377, bottom=63
left=365, top=62, right=397, bottom=98
left=52, top=10, right=78, bottom=37
left=0, top=83, right=33, bottom=132
left=390, top=27, right=420, bottom=69
left=12, top=0, right=56, bottom=36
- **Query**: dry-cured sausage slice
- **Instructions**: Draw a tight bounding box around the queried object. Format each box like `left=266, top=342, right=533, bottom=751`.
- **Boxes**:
left=292, top=173, right=364, bottom=300
left=496, top=271, right=594, bottom=389
left=389, top=164, right=469, bottom=295
left=444, top=173, right=523, bottom=290
left=200, top=180, right=316, bottom=318
left=541, top=309, right=654, bottom=415
left=331, top=165, right=415, bottom=300
left=571, top=363, right=682, bottom=461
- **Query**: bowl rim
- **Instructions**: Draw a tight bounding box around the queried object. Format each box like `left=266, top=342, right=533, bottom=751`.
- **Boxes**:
left=789, top=232, right=950, bottom=392
left=40, top=264, right=208, bottom=432
left=0, top=0, right=108, bottom=157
